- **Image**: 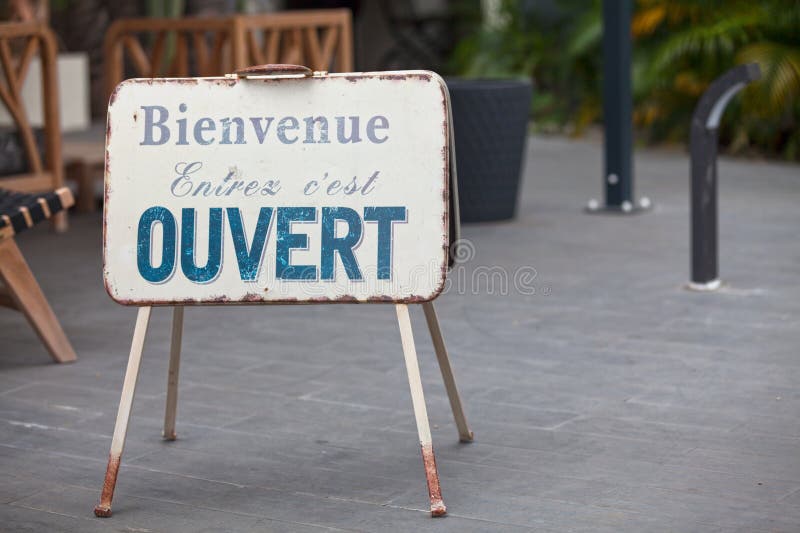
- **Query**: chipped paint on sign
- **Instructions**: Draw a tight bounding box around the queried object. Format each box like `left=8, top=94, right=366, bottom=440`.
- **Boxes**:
left=103, top=71, right=449, bottom=305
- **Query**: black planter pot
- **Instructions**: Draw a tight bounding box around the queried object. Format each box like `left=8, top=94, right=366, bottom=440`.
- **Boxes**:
left=446, top=78, right=532, bottom=222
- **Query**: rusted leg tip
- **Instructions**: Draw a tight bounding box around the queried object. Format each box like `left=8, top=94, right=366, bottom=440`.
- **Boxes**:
left=93, top=505, right=112, bottom=518
left=459, top=431, right=474, bottom=443
left=430, top=501, right=447, bottom=517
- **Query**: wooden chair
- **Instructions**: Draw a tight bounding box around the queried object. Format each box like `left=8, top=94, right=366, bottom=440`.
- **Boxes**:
left=232, top=10, right=353, bottom=74
left=0, top=22, right=75, bottom=363
left=0, top=187, right=77, bottom=363
left=103, top=15, right=235, bottom=95
left=0, top=21, right=66, bottom=231
left=67, top=9, right=354, bottom=214
left=104, top=9, right=353, bottom=96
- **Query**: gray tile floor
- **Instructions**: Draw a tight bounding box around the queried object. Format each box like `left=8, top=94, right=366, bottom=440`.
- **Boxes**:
left=1, top=136, right=799, bottom=532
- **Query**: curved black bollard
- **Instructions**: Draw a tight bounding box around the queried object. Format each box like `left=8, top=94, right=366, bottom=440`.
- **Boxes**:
left=688, top=63, right=761, bottom=291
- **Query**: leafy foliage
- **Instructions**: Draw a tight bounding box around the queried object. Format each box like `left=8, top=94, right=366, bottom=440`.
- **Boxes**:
left=450, top=0, right=800, bottom=160
left=450, top=0, right=604, bottom=133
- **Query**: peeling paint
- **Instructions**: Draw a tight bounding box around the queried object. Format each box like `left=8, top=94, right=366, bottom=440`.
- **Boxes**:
left=94, top=453, right=121, bottom=517
left=421, top=443, right=446, bottom=517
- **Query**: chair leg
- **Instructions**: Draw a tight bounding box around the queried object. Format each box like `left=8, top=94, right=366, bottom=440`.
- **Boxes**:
left=0, top=238, right=76, bottom=363
left=51, top=211, right=68, bottom=233
left=163, top=306, right=184, bottom=441
left=0, top=283, right=14, bottom=309
left=395, top=304, right=446, bottom=517
left=94, top=306, right=151, bottom=518
left=68, top=160, right=96, bottom=213
left=421, top=301, right=473, bottom=442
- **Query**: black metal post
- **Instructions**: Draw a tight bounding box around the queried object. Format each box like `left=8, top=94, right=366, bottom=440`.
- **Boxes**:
left=689, top=63, right=761, bottom=290
left=587, top=0, right=650, bottom=214
left=602, top=0, right=631, bottom=208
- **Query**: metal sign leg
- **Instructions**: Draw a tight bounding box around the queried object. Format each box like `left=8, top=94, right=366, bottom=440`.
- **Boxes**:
left=94, top=306, right=152, bottom=518
left=163, top=306, right=184, bottom=441
left=395, top=304, right=447, bottom=517
left=421, top=301, right=473, bottom=443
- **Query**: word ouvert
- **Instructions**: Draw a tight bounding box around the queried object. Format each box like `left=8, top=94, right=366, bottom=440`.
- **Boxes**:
left=137, top=206, right=406, bottom=283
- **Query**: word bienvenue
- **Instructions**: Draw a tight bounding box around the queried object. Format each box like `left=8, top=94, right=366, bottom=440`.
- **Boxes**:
left=138, top=105, right=390, bottom=146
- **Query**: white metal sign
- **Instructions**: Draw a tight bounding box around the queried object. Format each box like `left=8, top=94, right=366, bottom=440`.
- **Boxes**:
left=95, top=68, right=471, bottom=520
left=103, top=71, right=449, bottom=304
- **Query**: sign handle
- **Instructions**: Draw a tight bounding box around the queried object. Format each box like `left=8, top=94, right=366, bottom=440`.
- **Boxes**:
left=163, top=306, right=184, bottom=440
left=422, top=301, right=473, bottom=443
left=395, top=303, right=447, bottom=517
left=94, top=306, right=152, bottom=518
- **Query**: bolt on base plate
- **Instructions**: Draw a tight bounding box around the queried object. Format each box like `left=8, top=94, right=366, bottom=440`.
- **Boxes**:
left=585, top=197, right=653, bottom=215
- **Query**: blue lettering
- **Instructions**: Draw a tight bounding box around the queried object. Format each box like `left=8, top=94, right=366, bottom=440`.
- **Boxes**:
left=193, top=117, right=215, bottom=145
left=140, top=105, right=170, bottom=145
left=321, top=207, right=362, bottom=280
left=220, top=117, right=245, bottom=145
left=249, top=117, right=275, bottom=144
left=276, top=207, right=317, bottom=280
left=227, top=207, right=273, bottom=281
left=181, top=208, right=223, bottom=283
left=366, top=115, right=389, bottom=144
left=336, top=116, right=361, bottom=143
left=137, top=206, right=177, bottom=283
left=277, top=117, right=299, bottom=144
left=364, top=206, right=405, bottom=279
left=303, top=116, right=330, bottom=144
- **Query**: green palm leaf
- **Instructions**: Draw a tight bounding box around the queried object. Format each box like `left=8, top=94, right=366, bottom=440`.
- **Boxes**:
left=738, top=42, right=800, bottom=113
